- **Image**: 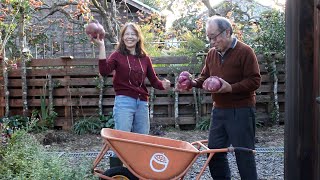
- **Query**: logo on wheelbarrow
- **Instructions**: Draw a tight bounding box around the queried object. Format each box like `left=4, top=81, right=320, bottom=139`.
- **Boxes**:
left=150, top=153, right=169, bottom=172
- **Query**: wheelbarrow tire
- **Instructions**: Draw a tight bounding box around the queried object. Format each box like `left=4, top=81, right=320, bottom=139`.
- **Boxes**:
left=102, top=166, right=138, bottom=180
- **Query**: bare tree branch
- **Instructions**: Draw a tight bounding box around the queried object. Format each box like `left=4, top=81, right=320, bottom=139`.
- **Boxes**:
left=39, top=7, right=84, bottom=25
left=201, top=0, right=216, bottom=17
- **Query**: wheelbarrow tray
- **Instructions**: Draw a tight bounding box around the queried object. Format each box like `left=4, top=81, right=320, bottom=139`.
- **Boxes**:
left=101, top=128, right=199, bottom=180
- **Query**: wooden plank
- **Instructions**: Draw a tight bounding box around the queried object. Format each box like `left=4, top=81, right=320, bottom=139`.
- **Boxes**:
left=261, top=74, right=285, bottom=83
left=200, top=94, right=286, bottom=103
left=8, top=68, right=100, bottom=77
left=55, top=116, right=196, bottom=128
left=8, top=69, right=67, bottom=77
left=29, top=58, right=98, bottom=67
left=256, top=84, right=286, bottom=93
left=259, top=64, right=285, bottom=73
left=151, top=116, right=195, bottom=125
left=3, top=96, right=200, bottom=107
left=29, top=57, right=200, bottom=67
left=152, top=56, right=198, bottom=64
left=153, top=67, right=200, bottom=74
left=5, top=77, right=113, bottom=87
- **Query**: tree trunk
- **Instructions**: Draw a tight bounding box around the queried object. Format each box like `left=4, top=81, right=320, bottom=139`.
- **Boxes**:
left=149, top=87, right=155, bottom=123
left=98, top=76, right=105, bottom=117
left=48, top=74, right=54, bottom=116
left=2, top=50, right=9, bottom=117
left=197, top=89, right=202, bottom=118
left=267, top=54, right=280, bottom=124
left=271, top=55, right=280, bottom=123
left=192, top=87, right=200, bottom=124
left=174, top=73, right=179, bottom=129
left=19, top=10, right=29, bottom=117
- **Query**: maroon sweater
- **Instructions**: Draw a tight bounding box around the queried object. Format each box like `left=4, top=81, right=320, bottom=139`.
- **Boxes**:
left=99, top=51, right=164, bottom=101
left=194, top=40, right=261, bottom=108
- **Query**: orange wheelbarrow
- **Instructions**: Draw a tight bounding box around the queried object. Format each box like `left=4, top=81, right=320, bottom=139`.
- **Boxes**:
left=93, top=128, right=255, bottom=180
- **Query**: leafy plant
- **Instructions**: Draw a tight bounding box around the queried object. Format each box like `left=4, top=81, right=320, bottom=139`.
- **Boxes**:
left=0, top=115, right=28, bottom=130
left=0, top=130, right=96, bottom=179
left=140, top=24, right=163, bottom=57
left=250, top=10, right=285, bottom=55
left=167, top=31, right=207, bottom=57
left=38, top=83, right=57, bottom=129
left=196, top=116, right=211, bottom=131
left=100, top=112, right=114, bottom=129
left=72, top=116, right=101, bottom=135
left=72, top=111, right=114, bottom=135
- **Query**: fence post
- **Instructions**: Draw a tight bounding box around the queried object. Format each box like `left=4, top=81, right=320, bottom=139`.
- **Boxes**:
left=62, top=56, right=73, bottom=129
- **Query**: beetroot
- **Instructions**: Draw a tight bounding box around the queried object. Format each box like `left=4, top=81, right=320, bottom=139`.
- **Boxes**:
left=178, top=75, right=189, bottom=84
left=176, top=71, right=192, bottom=90
left=203, top=76, right=222, bottom=92
left=96, top=22, right=105, bottom=39
left=85, top=20, right=105, bottom=40
left=177, top=79, right=191, bottom=90
left=179, top=71, right=191, bottom=77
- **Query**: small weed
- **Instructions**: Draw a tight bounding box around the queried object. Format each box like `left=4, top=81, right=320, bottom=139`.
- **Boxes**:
left=196, top=116, right=211, bottom=131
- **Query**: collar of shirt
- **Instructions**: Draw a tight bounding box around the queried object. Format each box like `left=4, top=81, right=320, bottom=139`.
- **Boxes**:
left=218, top=37, right=238, bottom=57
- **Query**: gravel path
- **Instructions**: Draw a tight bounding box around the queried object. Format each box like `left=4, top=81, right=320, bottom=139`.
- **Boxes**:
left=63, top=150, right=284, bottom=180
left=184, top=152, right=284, bottom=180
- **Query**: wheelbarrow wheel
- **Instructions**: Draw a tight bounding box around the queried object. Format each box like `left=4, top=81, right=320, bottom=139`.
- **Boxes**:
left=102, top=166, right=138, bottom=180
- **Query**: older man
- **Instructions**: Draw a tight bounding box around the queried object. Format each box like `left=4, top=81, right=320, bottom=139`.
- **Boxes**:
left=180, top=16, right=261, bottom=179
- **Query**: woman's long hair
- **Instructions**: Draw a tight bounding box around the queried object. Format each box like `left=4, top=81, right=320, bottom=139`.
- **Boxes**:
left=116, top=22, right=147, bottom=57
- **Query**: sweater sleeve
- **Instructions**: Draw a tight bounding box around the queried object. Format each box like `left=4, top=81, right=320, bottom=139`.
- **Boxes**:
left=98, top=52, right=117, bottom=76
left=146, top=57, right=165, bottom=90
left=194, top=50, right=213, bottom=88
left=231, top=48, right=261, bottom=93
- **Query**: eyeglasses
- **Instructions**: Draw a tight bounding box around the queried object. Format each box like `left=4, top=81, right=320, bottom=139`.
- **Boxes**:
left=207, top=29, right=227, bottom=42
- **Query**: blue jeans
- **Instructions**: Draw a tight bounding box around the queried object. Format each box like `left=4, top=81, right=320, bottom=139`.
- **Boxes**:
left=208, top=107, right=257, bottom=180
left=113, top=95, right=150, bottom=134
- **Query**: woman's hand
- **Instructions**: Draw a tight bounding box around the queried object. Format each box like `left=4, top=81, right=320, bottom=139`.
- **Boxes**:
left=91, top=34, right=105, bottom=47
left=161, top=78, right=171, bottom=90
left=90, top=34, right=106, bottom=59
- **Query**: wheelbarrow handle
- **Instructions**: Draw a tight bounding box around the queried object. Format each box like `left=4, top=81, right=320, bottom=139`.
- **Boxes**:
left=229, top=147, right=256, bottom=154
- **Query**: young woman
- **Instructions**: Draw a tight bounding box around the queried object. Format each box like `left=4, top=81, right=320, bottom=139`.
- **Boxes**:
left=92, top=22, right=171, bottom=135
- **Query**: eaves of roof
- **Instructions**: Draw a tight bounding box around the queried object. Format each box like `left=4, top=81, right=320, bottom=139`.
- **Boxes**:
left=125, top=0, right=161, bottom=15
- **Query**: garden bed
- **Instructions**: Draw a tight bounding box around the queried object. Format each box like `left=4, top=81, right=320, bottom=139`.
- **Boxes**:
left=33, top=125, right=284, bottom=180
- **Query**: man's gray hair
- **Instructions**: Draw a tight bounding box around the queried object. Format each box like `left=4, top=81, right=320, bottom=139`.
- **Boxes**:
left=206, top=16, right=233, bottom=35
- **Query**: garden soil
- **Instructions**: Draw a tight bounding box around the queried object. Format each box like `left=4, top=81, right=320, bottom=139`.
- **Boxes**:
left=34, top=125, right=284, bottom=152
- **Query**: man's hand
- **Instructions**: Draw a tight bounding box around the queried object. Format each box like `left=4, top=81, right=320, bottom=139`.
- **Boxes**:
left=215, top=78, right=232, bottom=93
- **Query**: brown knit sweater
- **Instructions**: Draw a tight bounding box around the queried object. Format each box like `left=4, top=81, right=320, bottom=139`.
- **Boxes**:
left=194, top=40, right=261, bottom=108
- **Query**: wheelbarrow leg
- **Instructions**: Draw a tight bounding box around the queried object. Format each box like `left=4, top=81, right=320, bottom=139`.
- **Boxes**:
left=195, top=153, right=215, bottom=180
left=93, top=142, right=110, bottom=169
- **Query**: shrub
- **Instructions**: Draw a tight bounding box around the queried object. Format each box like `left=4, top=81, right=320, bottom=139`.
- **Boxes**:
left=0, top=130, right=96, bottom=180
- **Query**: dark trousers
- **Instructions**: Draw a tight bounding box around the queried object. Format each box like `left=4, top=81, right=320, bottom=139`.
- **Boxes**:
left=208, top=107, right=257, bottom=180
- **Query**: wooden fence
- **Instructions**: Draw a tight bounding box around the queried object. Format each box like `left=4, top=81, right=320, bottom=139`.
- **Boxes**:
left=0, top=55, right=285, bottom=129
